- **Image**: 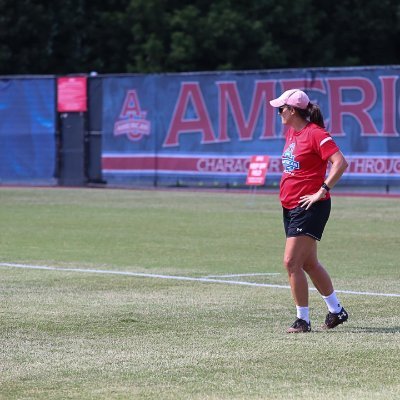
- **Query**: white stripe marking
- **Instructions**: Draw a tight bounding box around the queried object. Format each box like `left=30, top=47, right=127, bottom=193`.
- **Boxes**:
left=320, top=137, right=332, bottom=146
left=204, top=273, right=281, bottom=278
left=1, top=263, right=399, bottom=298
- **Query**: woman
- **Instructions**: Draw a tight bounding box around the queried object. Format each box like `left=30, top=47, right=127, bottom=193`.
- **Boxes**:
left=269, top=89, right=349, bottom=333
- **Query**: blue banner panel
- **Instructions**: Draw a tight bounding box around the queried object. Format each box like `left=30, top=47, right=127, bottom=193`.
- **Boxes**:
left=0, top=78, right=56, bottom=183
left=101, top=67, right=400, bottom=189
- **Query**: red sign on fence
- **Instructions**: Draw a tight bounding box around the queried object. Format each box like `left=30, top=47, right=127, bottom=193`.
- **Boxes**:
left=246, top=155, right=270, bottom=186
left=57, top=77, right=87, bottom=112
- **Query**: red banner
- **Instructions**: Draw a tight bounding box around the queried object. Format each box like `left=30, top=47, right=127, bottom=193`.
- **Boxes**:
left=57, top=77, right=87, bottom=112
left=246, top=156, right=270, bottom=185
left=102, top=154, right=400, bottom=178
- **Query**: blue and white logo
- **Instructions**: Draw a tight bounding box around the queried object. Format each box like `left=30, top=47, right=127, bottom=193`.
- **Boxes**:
left=282, top=143, right=300, bottom=173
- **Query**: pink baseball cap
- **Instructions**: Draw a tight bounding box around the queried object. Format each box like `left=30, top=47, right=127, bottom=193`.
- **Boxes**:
left=269, top=89, right=310, bottom=110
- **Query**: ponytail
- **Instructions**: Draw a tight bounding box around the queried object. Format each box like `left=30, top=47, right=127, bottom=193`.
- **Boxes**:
left=295, top=102, right=325, bottom=128
left=307, top=102, right=325, bottom=128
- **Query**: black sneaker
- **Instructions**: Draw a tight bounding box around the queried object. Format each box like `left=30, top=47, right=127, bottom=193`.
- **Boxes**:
left=322, top=307, right=349, bottom=330
left=287, top=318, right=311, bottom=333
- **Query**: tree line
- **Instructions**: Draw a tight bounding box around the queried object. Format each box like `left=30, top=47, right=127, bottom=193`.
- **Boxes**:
left=0, top=0, right=399, bottom=75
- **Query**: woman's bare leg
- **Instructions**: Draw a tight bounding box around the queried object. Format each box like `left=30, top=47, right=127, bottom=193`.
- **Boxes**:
left=283, top=235, right=316, bottom=306
left=302, top=239, right=334, bottom=296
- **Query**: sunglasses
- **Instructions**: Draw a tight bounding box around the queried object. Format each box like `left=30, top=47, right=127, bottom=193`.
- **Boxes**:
left=278, top=106, right=288, bottom=114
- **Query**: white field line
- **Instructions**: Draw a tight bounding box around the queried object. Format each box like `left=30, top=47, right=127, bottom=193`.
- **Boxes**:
left=203, top=273, right=281, bottom=278
left=1, top=262, right=400, bottom=298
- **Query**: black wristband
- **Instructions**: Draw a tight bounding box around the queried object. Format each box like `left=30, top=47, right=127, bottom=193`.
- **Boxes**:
left=321, top=182, right=331, bottom=192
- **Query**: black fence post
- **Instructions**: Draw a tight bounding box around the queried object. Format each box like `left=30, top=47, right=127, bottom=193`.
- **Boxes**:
left=86, top=75, right=105, bottom=184
left=58, top=111, right=87, bottom=186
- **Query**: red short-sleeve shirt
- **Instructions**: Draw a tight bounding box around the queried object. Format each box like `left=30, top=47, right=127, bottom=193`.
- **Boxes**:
left=280, top=123, right=339, bottom=209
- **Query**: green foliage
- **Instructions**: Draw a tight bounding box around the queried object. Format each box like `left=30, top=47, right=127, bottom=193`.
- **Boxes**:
left=0, top=0, right=399, bottom=74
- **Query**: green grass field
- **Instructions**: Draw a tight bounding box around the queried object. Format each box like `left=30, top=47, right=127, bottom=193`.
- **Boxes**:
left=1, top=187, right=399, bottom=399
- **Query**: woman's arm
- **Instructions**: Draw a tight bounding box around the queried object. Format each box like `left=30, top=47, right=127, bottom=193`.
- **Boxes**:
left=324, top=150, right=349, bottom=190
left=298, top=151, right=348, bottom=210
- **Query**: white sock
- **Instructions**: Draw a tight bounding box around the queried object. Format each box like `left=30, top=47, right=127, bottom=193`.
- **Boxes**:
left=322, top=291, right=342, bottom=313
left=296, top=306, right=310, bottom=323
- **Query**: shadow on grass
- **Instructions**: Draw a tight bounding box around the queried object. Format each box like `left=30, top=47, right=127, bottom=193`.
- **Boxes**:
left=120, top=318, right=142, bottom=323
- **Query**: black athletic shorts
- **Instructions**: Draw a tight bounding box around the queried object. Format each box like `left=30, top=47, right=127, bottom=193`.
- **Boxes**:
left=283, top=198, right=331, bottom=241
